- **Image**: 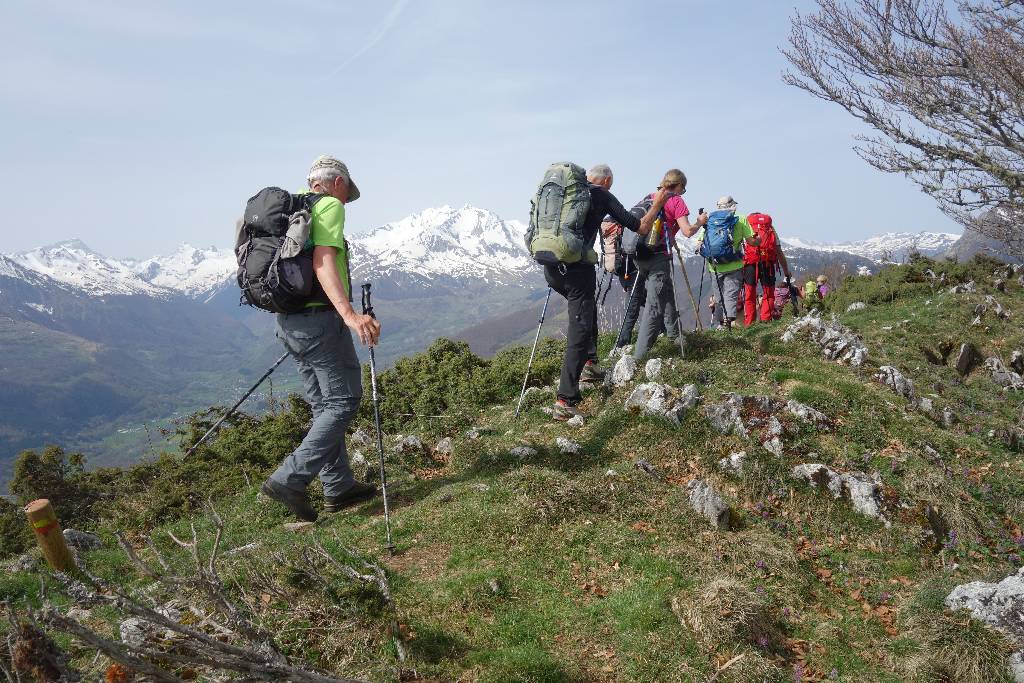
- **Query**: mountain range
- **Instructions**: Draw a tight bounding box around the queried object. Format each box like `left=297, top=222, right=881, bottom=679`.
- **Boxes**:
left=0, top=204, right=963, bottom=483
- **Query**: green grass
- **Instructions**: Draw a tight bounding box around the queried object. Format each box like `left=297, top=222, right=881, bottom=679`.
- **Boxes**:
left=4, top=256, right=1024, bottom=682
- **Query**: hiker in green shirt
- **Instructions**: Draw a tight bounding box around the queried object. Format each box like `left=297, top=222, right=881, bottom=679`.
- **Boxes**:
left=692, top=196, right=760, bottom=328
left=261, top=155, right=382, bottom=523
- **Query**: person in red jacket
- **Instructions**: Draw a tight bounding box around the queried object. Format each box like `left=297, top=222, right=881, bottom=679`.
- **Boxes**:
left=743, top=213, right=792, bottom=325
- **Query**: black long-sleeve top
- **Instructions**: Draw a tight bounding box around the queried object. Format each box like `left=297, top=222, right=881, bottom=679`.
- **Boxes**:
left=583, top=184, right=641, bottom=249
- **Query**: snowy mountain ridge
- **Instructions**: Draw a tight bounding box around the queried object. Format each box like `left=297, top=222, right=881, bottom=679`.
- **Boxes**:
left=2, top=210, right=962, bottom=300
left=781, top=231, right=960, bottom=261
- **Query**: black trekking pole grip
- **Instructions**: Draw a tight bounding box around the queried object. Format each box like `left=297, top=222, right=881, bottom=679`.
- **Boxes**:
left=361, top=282, right=374, bottom=317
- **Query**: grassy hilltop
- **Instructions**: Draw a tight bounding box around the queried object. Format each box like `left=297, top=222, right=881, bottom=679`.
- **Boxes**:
left=2, top=255, right=1024, bottom=682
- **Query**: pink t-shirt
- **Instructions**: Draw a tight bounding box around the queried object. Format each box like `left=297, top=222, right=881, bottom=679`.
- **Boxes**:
left=661, top=193, right=690, bottom=239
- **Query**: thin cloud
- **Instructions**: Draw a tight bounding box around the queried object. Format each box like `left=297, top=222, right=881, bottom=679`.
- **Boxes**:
left=327, top=0, right=411, bottom=78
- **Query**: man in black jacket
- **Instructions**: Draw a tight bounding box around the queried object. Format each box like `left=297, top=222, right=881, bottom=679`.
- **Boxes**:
left=549, top=164, right=667, bottom=421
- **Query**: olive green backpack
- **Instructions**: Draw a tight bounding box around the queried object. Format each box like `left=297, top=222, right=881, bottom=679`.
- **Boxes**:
left=525, top=162, right=595, bottom=265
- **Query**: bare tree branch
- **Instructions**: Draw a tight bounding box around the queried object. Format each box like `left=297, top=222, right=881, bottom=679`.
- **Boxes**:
left=783, top=0, right=1024, bottom=259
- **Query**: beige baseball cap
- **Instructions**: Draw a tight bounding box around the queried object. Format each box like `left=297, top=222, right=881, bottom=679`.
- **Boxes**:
left=716, top=195, right=738, bottom=210
left=308, top=155, right=361, bottom=202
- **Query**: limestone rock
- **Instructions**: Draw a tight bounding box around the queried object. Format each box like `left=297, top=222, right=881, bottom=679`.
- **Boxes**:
left=464, top=427, right=481, bottom=440
left=792, top=464, right=886, bottom=522
left=846, top=302, right=866, bottom=312
left=612, top=355, right=638, bottom=386
left=63, top=529, right=101, bottom=551
left=956, top=343, right=983, bottom=377
left=1011, top=350, right=1024, bottom=376
left=786, top=400, right=830, bottom=426
left=644, top=358, right=664, bottom=380
left=941, top=406, right=957, bottom=429
left=625, top=383, right=701, bottom=425
left=350, top=428, right=373, bottom=446
left=395, top=435, right=425, bottom=453
left=703, top=394, right=748, bottom=437
left=948, top=280, right=976, bottom=294
left=607, top=344, right=633, bottom=360
left=995, top=279, right=1007, bottom=293
left=510, top=446, right=538, bottom=459
left=566, top=415, right=585, bottom=427
left=781, top=313, right=868, bottom=367
left=120, top=605, right=184, bottom=647
left=986, top=357, right=1024, bottom=391
left=946, top=567, right=1024, bottom=681
left=555, top=437, right=580, bottom=455
left=434, top=437, right=453, bottom=456
left=987, top=295, right=1010, bottom=320
left=718, top=451, right=746, bottom=475
left=687, top=480, right=731, bottom=530
left=875, top=366, right=916, bottom=403
left=350, top=450, right=367, bottom=467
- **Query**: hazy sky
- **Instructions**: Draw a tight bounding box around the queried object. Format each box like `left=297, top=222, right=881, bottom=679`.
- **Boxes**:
left=1, top=0, right=961, bottom=258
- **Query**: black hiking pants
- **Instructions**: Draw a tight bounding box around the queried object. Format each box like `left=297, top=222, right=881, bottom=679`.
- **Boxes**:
left=544, top=262, right=597, bottom=405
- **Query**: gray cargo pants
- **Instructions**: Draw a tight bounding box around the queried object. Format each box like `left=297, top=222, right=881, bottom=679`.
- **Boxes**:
left=713, top=268, right=744, bottom=322
left=632, top=253, right=680, bottom=360
left=268, top=307, right=362, bottom=498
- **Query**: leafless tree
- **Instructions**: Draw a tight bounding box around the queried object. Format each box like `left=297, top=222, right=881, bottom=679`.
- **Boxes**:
left=783, top=0, right=1024, bottom=260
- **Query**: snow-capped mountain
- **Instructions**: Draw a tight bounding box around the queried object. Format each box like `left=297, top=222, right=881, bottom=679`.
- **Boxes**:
left=781, top=232, right=960, bottom=262
left=131, top=244, right=236, bottom=302
left=7, top=240, right=171, bottom=298
left=349, top=204, right=532, bottom=286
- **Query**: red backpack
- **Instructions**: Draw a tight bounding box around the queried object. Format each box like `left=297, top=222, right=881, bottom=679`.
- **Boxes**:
left=744, top=212, right=778, bottom=265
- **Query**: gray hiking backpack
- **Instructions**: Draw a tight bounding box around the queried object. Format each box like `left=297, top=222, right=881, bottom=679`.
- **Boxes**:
left=525, top=162, right=594, bottom=265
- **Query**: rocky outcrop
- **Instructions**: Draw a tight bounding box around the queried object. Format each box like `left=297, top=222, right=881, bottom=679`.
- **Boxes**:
left=63, top=529, right=101, bottom=551
left=946, top=568, right=1024, bottom=681
left=987, top=357, right=1024, bottom=391
left=644, top=358, right=664, bottom=380
left=948, top=280, right=976, bottom=295
left=703, top=394, right=831, bottom=452
left=625, top=383, right=701, bottom=425
left=434, top=437, right=454, bottom=456
left=791, top=463, right=887, bottom=523
left=555, top=437, right=580, bottom=454
left=395, top=435, right=425, bottom=454
left=781, top=313, right=869, bottom=367
left=718, top=451, right=746, bottom=475
left=875, top=366, right=917, bottom=403
left=612, top=355, right=638, bottom=386
left=956, top=342, right=983, bottom=377
left=687, top=480, right=730, bottom=530
left=846, top=302, right=866, bottom=312
left=510, top=446, right=538, bottom=459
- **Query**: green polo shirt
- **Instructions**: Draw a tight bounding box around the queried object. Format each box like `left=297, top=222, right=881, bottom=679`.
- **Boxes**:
left=302, top=194, right=351, bottom=306
left=694, top=214, right=754, bottom=274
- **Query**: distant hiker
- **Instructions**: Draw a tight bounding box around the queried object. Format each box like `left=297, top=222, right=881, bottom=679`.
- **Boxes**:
left=773, top=279, right=802, bottom=319
left=602, top=219, right=644, bottom=347
left=527, top=162, right=667, bottom=421
left=694, top=195, right=760, bottom=328
left=260, top=155, right=381, bottom=522
left=631, top=169, right=709, bottom=360
left=804, top=279, right=823, bottom=311
left=817, top=274, right=831, bottom=298
left=742, top=212, right=792, bottom=325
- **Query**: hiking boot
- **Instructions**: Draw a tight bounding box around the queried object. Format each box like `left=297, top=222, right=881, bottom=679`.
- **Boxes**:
left=324, top=481, right=379, bottom=513
left=260, top=478, right=317, bottom=522
left=580, top=361, right=606, bottom=382
left=552, top=399, right=583, bottom=422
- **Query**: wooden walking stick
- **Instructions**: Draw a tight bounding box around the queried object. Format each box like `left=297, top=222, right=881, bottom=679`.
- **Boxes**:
left=24, top=499, right=75, bottom=571
left=671, top=238, right=703, bottom=331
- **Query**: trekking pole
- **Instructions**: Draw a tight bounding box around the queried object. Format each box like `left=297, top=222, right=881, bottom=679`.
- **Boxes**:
left=671, top=238, right=702, bottom=331
left=615, top=270, right=642, bottom=350
left=361, top=283, right=395, bottom=554
left=514, top=288, right=552, bottom=420
left=695, top=258, right=707, bottom=331
left=665, top=241, right=688, bottom=357
left=185, top=352, right=289, bottom=457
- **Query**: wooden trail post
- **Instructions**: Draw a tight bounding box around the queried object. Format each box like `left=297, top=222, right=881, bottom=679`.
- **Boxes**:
left=24, top=499, right=75, bottom=571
